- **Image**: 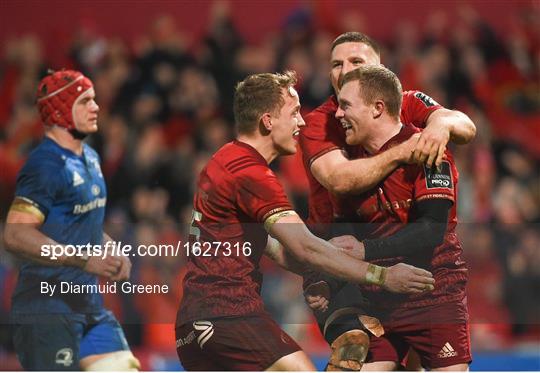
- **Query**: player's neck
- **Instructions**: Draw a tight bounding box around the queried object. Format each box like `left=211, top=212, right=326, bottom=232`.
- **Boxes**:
left=363, top=120, right=402, bottom=154
left=236, top=134, right=277, bottom=164
left=45, top=127, right=84, bottom=156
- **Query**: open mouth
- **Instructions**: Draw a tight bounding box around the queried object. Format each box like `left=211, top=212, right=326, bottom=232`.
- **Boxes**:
left=293, top=129, right=300, bottom=138
left=341, top=121, right=352, bottom=130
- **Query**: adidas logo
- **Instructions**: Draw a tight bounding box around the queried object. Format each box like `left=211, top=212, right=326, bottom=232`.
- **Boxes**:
left=73, top=171, right=84, bottom=186
left=193, top=321, right=214, bottom=349
left=438, top=342, right=458, bottom=358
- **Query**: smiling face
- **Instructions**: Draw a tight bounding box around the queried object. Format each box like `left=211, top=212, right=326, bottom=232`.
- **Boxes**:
left=335, top=81, right=373, bottom=146
left=72, top=88, right=99, bottom=133
left=330, top=42, right=380, bottom=94
left=269, top=87, right=305, bottom=155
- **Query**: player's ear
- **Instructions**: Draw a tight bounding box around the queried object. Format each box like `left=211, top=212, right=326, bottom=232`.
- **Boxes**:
left=373, top=100, right=384, bottom=119
left=261, top=113, right=273, bottom=131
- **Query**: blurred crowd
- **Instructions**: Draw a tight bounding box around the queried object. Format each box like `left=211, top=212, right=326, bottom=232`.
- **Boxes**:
left=0, top=1, right=539, bottom=367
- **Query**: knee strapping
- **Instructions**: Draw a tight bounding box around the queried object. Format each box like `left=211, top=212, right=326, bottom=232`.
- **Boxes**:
left=324, top=310, right=384, bottom=371
left=327, top=329, right=370, bottom=371
left=324, top=307, right=384, bottom=344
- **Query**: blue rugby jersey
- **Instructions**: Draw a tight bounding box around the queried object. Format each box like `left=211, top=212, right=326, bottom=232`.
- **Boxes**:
left=11, top=137, right=107, bottom=315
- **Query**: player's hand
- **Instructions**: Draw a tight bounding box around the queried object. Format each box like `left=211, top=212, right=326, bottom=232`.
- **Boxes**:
left=83, top=255, right=122, bottom=278
left=412, top=122, right=450, bottom=168
left=110, top=255, right=132, bottom=281
left=395, top=133, right=421, bottom=164
left=330, top=235, right=365, bottom=260
left=382, top=263, right=435, bottom=294
left=304, top=281, right=330, bottom=312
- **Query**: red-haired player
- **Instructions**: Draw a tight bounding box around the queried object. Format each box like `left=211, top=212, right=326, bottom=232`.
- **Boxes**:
left=300, top=32, right=475, bottom=371
left=314, top=65, right=470, bottom=371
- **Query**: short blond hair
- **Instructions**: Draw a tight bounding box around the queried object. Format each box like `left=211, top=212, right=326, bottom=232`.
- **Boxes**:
left=234, top=71, right=297, bottom=134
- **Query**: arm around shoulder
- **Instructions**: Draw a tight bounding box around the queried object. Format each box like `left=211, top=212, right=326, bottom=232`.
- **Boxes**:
left=311, top=148, right=402, bottom=195
left=427, top=108, right=476, bottom=145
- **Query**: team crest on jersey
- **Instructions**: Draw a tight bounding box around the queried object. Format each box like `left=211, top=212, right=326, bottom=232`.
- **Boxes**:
left=414, top=92, right=438, bottom=108
left=55, top=347, right=74, bottom=367
left=73, top=171, right=84, bottom=186
left=91, top=184, right=100, bottom=196
left=424, top=161, right=453, bottom=189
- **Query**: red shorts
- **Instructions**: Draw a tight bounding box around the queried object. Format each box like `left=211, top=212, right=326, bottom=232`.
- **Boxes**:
left=176, top=312, right=301, bottom=371
left=367, top=298, right=471, bottom=369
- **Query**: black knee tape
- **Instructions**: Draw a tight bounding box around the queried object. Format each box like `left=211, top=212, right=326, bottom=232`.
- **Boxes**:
left=315, top=283, right=369, bottom=342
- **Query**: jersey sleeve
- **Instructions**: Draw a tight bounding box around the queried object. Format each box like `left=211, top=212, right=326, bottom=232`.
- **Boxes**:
left=413, top=153, right=457, bottom=204
left=400, top=90, right=443, bottom=128
left=300, top=110, right=345, bottom=167
left=235, top=165, right=294, bottom=223
left=14, top=157, right=64, bottom=217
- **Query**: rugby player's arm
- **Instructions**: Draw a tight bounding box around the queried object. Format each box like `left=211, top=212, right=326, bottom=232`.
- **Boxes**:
left=311, top=147, right=407, bottom=195
left=3, top=199, right=87, bottom=267
left=265, top=212, right=430, bottom=288
left=267, top=213, right=370, bottom=283
left=266, top=237, right=348, bottom=298
left=265, top=227, right=364, bottom=282
left=102, top=232, right=131, bottom=281
left=426, top=108, right=476, bottom=145
left=348, top=199, right=452, bottom=261
left=264, top=235, right=306, bottom=275
left=416, top=109, right=476, bottom=167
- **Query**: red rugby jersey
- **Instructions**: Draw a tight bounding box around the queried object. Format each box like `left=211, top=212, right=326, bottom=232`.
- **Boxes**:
left=177, top=140, right=293, bottom=324
left=299, top=91, right=443, bottom=227
left=335, top=124, right=467, bottom=309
